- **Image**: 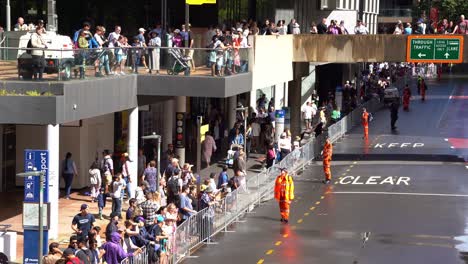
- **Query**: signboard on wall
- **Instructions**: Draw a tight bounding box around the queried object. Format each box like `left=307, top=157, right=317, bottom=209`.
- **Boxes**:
left=407, top=35, right=464, bottom=63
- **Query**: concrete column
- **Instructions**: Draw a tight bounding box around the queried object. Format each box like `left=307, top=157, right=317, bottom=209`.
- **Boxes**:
left=249, top=90, right=256, bottom=111
left=228, top=96, right=237, bottom=129
left=47, top=124, right=59, bottom=239
left=162, top=98, right=174, bottom=150
left=128, top=107, right=138, bottom=198
left=274, top=84, right=284, bottom=109
left=288, top=62, right=309, bottom=138
left=175, top=96, right=186, bottom=165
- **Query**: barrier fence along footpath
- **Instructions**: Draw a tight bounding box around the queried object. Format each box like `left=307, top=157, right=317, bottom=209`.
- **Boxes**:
left=119, top=98, right=382, bottom=264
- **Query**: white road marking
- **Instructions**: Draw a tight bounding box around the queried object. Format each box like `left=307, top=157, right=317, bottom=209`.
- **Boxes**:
left=333, top=191, right=468, bottom=198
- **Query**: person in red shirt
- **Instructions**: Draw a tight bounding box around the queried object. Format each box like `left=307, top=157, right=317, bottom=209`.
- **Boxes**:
left=402, top=85, right=412, bottom=111
left=62, top=248, right=83, bottom=264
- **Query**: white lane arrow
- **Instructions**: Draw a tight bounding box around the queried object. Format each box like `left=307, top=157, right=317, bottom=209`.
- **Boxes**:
left=418, top=53, right=426, bottom=58
left=444, top=53, right=449, bottom=59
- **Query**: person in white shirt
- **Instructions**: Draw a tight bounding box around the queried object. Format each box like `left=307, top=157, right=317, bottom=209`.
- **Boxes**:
left=148, top=31, right=161, bottom=74
left=108, top=26, right=121, bottom=72
left=354, top=20, right=369, bottom=35
left=302, top=101, right=315, bottom=131
left=278, top=132, right=292, bottom=161
left=251, top=115, right=261, bottom=153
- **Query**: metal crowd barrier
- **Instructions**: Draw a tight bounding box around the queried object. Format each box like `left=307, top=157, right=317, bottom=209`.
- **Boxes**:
left=119, top=98, right=383, bottom=264
left=120, top=245, right=147, bottom=264
left=119, top=98, right=384, bottom=264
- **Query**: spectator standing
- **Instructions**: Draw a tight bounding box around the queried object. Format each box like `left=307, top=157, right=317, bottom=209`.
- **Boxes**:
left=110, top=174, right=126, bottom=218
left=302, top=101, right=316, bottom=131
left=108, top=26, right=122, bottom=72
left=317, top=18, right=328, bottom=34
left=202, top=131, right=217, bottom=167
left=62, top=248, right=81, bottom=264
left=167, top=168, right=183, bottom=204
left=310, top=22, right=318, bottom=34
left=88, top=162, right=101, bottom=203
left=393, top=21, right=403, bottom=34
left=188, top=186, right=199, bottom=211
left=354, top=20, right=369, bottom=34
left=131, top=36, right=143, bottom=74
left=14, top=17, right=28, bottom=31
left=75, top=237, right=92, bottom=264
left=136, top=28, right=149, bottom=69
left=140, top=192, right=160, bottom=228
left=94, top=26, right=111, bottom=77
left=179, top=185, right=196, bottom=223
left=266, top=144, right=276, bottom=168
left=71, top=204, right=95, bottom=240
left=96, top=188, right=106, bottom=220
left=278, top=132, right=292, bottom=160
left=43, top=242, right=63, bottom=264
left=277, top=20, right=287, bottom=35
left=102, top=232, right=141, bottom=264
left=88, top=239, right=104, bottom=264
left=339, top=21, right=349, bottom=34
left=62, top=152, right=78, bottom=199
left=101, top=150, right=114, bottom=193
left=452, top=15, right=468, bottom=35
left=30, top=26, right=47, bottom=81
left=121, top=152, right=134, bottom=199
left=404, top=23, right=412, bottom=34
left=142, top=160, right=158, bottom=192
left=217, top=165, right=229, bottom=189
left=200, top=187, right=216, bottom=241
left=148, top=31, right=161, bottom=74
left=137, top=148, right=147, bottom=181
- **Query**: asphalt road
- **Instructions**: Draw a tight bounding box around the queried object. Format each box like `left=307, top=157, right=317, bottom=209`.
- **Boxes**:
left=186, top=76, right=468, bottom=264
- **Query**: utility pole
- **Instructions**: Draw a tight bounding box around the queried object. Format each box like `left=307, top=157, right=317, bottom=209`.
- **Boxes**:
left=6, top=0, right=11, bottom=31
left=47, top=0, right=58, bottom=32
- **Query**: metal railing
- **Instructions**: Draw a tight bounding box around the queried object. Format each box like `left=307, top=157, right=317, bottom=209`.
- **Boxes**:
left=165, top=97, right=383, bottom=263
left=0, top=45, right=253, bottom=81
left=119, top=245, right=147, bottom=264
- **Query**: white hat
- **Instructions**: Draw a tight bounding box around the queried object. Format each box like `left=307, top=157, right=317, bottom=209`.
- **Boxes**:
left=138, top=28, right=146, bottom=33
left=236, top=28, right=242, bottom=32
left=174, top=29, right=181, bottom=33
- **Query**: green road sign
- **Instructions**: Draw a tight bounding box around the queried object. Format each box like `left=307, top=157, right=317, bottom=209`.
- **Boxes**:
left=407, top=36, right=464, bottom=63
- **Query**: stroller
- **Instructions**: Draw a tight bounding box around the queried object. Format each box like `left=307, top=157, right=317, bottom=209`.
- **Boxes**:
left=226, top=144, right=243, bottom=167
left=167, top=48, right=191, bottom=76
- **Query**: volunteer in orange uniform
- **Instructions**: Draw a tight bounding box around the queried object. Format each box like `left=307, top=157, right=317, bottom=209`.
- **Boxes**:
left=362, top=108, right=369, bottom=139
left=419, top=78, right=427, bottom=101
left=274, top=168, right=295, bottom=223
left=322, top=138, right=333, bottom=184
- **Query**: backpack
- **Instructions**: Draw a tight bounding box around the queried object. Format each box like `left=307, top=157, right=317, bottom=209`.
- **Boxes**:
left=167, top=177, right=180, bottom=195
left=26, top=37, right=33, bottom=54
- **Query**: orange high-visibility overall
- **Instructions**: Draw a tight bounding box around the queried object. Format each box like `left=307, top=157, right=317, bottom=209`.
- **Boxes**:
left=403, top=87, right=411, bottom=111
left=322, top=140, right=333, bottom=181
left=274, top=172, right=295, bottom=221
left=362, top=112, right=369, bottom=139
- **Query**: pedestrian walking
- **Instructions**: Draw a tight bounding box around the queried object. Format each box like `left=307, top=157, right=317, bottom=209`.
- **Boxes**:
left=62, top=152, right=78, bottom=199
left=418, top=77, right=428, bottom=101
left=362, top=108, right=369, bottom=140
left=390, top=102, right=399, bottom=131
left=202, top=131, right=217, bottom=167
left=402, top=85, right=412, bottom=111
left=274, top=168, right=294, bottom=223
left=322, top=138, right=333, bottom=184
left=89, top=161, right=101, bottom=202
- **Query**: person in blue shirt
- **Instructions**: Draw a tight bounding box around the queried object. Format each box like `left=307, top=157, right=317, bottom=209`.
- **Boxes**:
left=217, top=165, right=229, bottom=189
left=231, top=128, right=244, bottom=146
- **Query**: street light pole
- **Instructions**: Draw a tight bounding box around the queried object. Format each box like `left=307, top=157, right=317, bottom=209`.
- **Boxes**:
left=141, top=133, right=161, bottom=190
left=6, top=0, right=11, bottom=31
left=17, top=170, right=45, bottom=263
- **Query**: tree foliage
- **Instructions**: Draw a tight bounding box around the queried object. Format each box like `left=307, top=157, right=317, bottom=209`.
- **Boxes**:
left=417, top=0, right=468, bottom=22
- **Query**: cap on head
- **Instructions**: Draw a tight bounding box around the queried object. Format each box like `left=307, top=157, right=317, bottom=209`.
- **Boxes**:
left=138, top=28, right=146, bottom=33
left=157, top=215, right=165, bottom=223
left=63, top=248, right=74, bottom=257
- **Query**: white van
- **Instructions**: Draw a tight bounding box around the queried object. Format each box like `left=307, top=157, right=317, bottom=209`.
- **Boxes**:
left=17, top=31, right=75, bottom=79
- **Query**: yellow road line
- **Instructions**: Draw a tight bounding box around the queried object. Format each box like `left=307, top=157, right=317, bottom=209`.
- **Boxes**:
left=350, top=165, right=354, bottom=168
left=275, top=241, right=282, bottom=246
left=335, top=181, right=338, bottom=184
left=342, top=173, right=347, bottom=176
left=353, top=161, right=357, bottom=164
left=320, top=196, right=325, bottom=199
left=304, top=212, right=310, bottom=216
left=283, top=233, right=289, bottom=238
left=315, top=201, right=321, bottom=205
left=346, top=169, right=350, bottom=172
left=257, top=259, right=265, bottom=264
left=310, top=207, right=316, bottom=210
left=297, top=219, right=303, bottom=223
left=266, top=249, right=274, bottom=255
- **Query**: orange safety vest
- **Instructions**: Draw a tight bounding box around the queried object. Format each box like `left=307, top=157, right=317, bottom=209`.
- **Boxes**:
left=274, top=173, right=295, bottom=202
left=362, top=112, right=369, bottom=126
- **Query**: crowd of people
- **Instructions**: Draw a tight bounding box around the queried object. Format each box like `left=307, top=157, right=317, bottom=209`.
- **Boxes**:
left=389, top=14, right=468, bottom=35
